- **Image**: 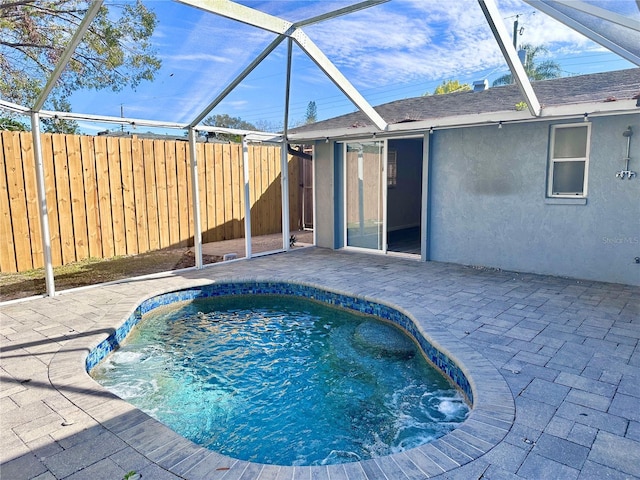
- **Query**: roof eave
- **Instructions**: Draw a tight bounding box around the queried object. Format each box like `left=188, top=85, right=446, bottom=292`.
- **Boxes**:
left=288, top=125, right=379, bottom=143
left=288, top=100, right=639, bottom=142
left=540, top=99, right=638, bottom=117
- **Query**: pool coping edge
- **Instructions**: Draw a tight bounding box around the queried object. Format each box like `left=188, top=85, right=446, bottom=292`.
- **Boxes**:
left=48, top=276, right=515, bottom=479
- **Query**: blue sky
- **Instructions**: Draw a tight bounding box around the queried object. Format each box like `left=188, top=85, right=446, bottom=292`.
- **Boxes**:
left=67, top=0, right=638, bottom=134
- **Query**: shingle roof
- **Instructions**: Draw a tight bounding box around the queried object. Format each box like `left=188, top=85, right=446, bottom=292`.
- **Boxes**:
left=291, top=68, right=640, bottom=134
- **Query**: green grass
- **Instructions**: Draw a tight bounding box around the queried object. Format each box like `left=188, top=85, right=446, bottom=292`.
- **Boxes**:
left=0, top=248, right=220, bottom=301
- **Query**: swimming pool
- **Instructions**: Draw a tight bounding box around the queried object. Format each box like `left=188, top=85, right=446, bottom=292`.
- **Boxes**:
left=91, top=294, right=469, bottom=465
left=86, top=281, right=477, bottom=467
left=87, top=282, right=474, bottom=397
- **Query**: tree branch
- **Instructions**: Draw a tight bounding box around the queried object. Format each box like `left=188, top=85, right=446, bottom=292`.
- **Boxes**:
left=14, top=45, right=51, bottom=72
left=0, top=41, right=55, bottom=49
left=0, top=0, right=37, bottom=10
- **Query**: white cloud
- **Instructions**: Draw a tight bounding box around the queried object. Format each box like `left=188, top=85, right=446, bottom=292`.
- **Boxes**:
left=497, top=0, right=592, bottom=47
left=224, top=100, right=249, bottom=108
left=291, top=0, right=619, bottom=90
left=164, top=53, right=234, bottom=64
left=303, top=0, right=505, bottom=86
left=70, top=0, right=632, bottom=126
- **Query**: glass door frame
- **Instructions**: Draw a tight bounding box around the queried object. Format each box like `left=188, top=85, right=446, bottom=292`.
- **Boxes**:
left=342, top=138, right=388, bottom=254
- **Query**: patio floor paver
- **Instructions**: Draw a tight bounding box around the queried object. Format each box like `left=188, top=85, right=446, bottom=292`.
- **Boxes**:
left=1, top=248, right=639, bottom=479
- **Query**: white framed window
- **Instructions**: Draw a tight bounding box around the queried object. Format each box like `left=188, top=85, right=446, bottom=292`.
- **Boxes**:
left=548, top=123, right=591, bottom=198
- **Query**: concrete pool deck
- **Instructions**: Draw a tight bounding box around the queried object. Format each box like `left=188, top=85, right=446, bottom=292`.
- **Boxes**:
left=1, top=248, right=639, bottom=479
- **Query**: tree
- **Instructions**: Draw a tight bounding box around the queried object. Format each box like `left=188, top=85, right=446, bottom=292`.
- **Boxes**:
left=0, top=116, right=28, bottom=131
left=254, top=119, right=282, bottom=134
left=0, top=0, right=160, bottom=131
left=423, top=79, right=471, bottom=96
left=434, top=80, right=471, bottom=95
left=42, top=99, right=79, bottom=134
left=492, top=44, right=562, bottom=86
left=305, top=101, right=317, bottom=124
left=203, top=114, right=257, bottom=142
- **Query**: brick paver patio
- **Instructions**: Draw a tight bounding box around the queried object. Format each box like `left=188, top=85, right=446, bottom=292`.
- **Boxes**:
left=1, top=248, right=638, bottom=479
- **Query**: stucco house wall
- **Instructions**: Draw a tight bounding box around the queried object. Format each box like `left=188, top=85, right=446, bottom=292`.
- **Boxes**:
left=311, top=113, right=639, bottom=286
left=429, top=114, right=639, bottom=286
left=299, top=70, right=640, bottom=286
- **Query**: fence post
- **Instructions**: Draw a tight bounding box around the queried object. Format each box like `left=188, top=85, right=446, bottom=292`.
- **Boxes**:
left=188, top=128, right=203, bottom=268
left=242, top=136, right=252, bottom=258
left=30, top=112, right=55, bottom=296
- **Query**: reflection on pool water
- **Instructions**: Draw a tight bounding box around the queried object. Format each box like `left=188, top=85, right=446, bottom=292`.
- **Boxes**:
left=91, top=295, right=469, bottom=466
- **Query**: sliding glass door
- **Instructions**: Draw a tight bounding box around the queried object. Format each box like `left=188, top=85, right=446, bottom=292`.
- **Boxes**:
left=344, top=141, right=386, bottom=251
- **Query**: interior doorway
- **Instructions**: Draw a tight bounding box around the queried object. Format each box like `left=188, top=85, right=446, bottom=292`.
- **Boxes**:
left=386, top=138, right=423, bottom=255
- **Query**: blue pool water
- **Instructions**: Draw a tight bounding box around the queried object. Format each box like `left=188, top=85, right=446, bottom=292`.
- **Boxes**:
left=91, top=295, right=469, bottom=466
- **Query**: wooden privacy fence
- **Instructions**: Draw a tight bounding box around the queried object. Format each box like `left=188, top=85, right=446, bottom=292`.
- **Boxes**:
left=0, top=131, right=301, bottom=273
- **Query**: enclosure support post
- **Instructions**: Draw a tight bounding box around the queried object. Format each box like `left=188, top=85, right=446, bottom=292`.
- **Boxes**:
left=281, top=38, right=293, bottom=251
left=281, top=144, right=291, bottom=251
left=188, top=128, right=203, bottom=268
left=30, top=112, right=55, bottom=296
left=242, top=136, right=252, bottom=259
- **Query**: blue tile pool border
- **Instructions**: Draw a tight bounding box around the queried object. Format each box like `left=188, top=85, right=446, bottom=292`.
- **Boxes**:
left=86, top=281, right=474, bottom=404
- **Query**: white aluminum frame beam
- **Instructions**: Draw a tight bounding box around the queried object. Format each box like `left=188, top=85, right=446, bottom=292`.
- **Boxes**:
left=189, top=35, right=287, bottom=127
left=479, top=0, right=542, bottom=116
left=294, top=0, right=389, bottom=28
left=0, top=98, right=282, bottom=140
left=0, top=99, right=30, bottom=114
left=37, top=109, right=187, bottom=129
left=542, top=0, right=640, bottom=32
left=33, top=0, right=104, bottom=111
left=524, top=0, right=640, bottom=66
left=176, top=0, right=293, bottom=34
left=178, top=0, right=388, bottom=131
left=294, top=1, right=387, bottom=130
left=291, top=29, right=387, bottom=130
